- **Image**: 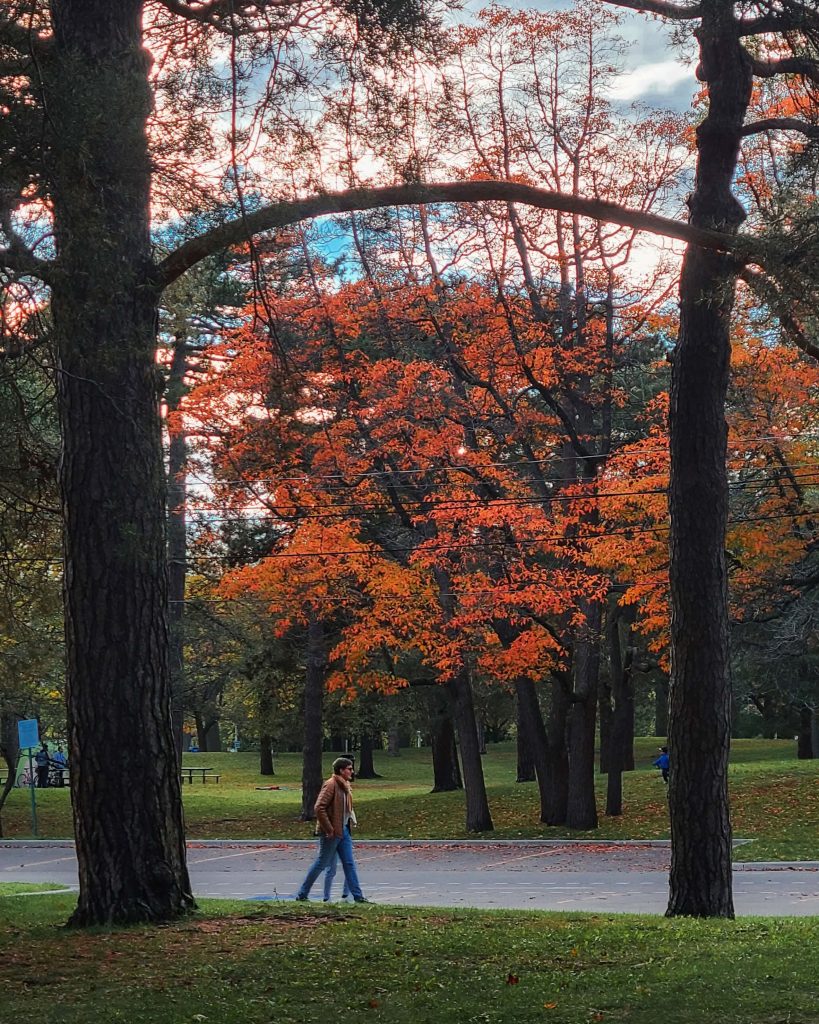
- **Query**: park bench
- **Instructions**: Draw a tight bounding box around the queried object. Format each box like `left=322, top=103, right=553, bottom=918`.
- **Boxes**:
left=180, top=766, right=220, bottom=784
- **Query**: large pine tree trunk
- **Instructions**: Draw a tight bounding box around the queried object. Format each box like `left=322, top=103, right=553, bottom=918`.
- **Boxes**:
left=48, top=0, right=192, bottom=925
left=301, top=614, right=326, bottom=820
left=666, top=0, right=752, bottom=919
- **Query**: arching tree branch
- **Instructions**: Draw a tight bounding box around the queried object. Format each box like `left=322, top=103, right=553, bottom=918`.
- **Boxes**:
left=156, top=180, right=746, bottom=290
left=750, top=55, right=819, bottom=84
left=598, top=0, right=702, bottom=18
left=0, top=246, right=51, bottom=282
left=741, top=118, right=819, bottom=139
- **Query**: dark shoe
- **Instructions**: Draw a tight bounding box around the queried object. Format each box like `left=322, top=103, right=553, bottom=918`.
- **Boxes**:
left=354, top=897, right=373, bottom=904
left=295, top=895, right=308, bottom=901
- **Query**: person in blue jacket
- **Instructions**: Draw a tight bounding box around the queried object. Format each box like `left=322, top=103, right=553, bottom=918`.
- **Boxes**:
left=653, top=746, right=669, bottom=783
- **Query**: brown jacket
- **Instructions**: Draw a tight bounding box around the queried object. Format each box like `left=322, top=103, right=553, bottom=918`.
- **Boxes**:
left=314, top=774, right=352, bottom=838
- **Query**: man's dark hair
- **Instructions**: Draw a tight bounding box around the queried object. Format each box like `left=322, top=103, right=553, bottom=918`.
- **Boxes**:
left=332, top=757, right=354, bottom=775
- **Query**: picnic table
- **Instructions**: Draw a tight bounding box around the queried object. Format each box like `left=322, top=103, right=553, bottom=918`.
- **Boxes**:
left=180, top=765, right=220, bottom=784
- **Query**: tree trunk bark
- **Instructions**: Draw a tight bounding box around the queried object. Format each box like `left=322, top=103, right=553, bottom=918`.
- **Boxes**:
left=48, top=0, right=192, bottom=925
left=0, top=712, right=21, bottom=838
left=598, top=673, right=612, bottom=774
left=605, top=603, right=636, bottom=817
left=666, top=0, right=752, bottom=919
left=655, top=675, right=669, bottom=738
left=357, top=734, right=381, bottom=778
left=811, top=709, right=819, bottom=761
left=259, top=735, right=275, bottom=776
left=514, top=677, right=552, bottom=823
left=204, top=722, right=222, bottom=752
left=566, top=601, right=601, bottom=830
left=167, top=335, right=188, bottom=761
left=301, top=614, right=326, bottom=820
left=429, top=689, right=462, bottom=792
left=544, top=676, right=569, bottom=825
left=448, top=670, right=493, bottom=832
left=387, top=727, right=401, bottom=757
left=516, top=686, right=536, bottom=783
left=796, top=706, right=813, bottom=760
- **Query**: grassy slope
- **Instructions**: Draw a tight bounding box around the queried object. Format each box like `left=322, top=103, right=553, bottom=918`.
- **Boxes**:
left=2, top=738, right=816, bottom=859
left=1, top=895, right=818, bottom=1024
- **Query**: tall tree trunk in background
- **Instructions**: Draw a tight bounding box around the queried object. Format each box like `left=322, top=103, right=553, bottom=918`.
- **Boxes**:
left=0, top=712, right=21, bottom=838
left=166, top=334, right=188, bottom=761
left=665, top=0, right=751, bottom=919
left=48, top=0, right=192, bottom=925
left=605, top=602, right=636, bottom=817
left=544, top=676, right=569, bottom=824
left=515, top=677, right=552, bottom=823
left=301, top=614, right=326, bottom=820
left=598, top=674, right=613, bottom=774
left=448, top=669, right=493, bottom=831
left=428, top=689, right=462, bottom=792
left=387, top=727, right=401, bottom=756
left=259, top=735, right=275, bottom=776
left=796, top=706, right=813, bottom=760
left=357, top=734, right=381, bottom=778
left=811, top=710, right=819, bottom=762
left=566, top=600, right=601, bottom=830
left=516, top=687, right=536, bottom=782
left=204, top=722, right=222, bottom=752
left=655, top=676, right=669, bottom=737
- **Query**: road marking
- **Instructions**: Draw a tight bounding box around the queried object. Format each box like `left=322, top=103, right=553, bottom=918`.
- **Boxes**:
left=188, top=848, right=265, bottom=865
left=476, top=850, right=561, bottom=870
left=354, top=846, right=427, bottom=864
left=3, top=855, right=76, bottom=870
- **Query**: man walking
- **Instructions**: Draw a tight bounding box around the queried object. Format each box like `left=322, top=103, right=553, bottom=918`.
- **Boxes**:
left=295, top=757, right=369, bottom=903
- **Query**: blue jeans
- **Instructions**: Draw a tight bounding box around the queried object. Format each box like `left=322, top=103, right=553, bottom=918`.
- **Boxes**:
left=296, top=826, right=363, bottom=901
left=324, top=851, right=350, bottom=901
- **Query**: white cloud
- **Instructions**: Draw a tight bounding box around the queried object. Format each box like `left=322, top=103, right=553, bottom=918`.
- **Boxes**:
left=606, top=60, right=695, bottom=103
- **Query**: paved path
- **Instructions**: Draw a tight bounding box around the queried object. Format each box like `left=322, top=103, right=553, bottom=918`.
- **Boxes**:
left=2, top=841, right=817, bottom=916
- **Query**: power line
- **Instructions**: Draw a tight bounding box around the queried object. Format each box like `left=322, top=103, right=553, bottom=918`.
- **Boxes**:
left=180, top=430, right=819, bottom=490
left=8, top=506, right=815, bottom=568
left=175, top=468, right=819, bottom=523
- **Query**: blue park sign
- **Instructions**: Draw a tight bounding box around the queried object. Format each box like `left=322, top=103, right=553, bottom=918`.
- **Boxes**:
left=18, top=719, right=39, bottom=750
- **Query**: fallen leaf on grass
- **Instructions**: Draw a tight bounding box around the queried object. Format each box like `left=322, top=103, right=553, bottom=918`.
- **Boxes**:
left=505, top=974, right=519, bottom=985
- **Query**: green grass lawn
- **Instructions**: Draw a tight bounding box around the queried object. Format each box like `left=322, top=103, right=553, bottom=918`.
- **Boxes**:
left=2, top=738, right=816, bottom=860
left=1, top=893, right=817, bottom=1024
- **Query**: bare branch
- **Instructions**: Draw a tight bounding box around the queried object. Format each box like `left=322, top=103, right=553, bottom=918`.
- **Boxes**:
left=750, top=55, right=819, bottom=85
left=156, top=179, right=744, bottom=290
left=739, top=2, right=819, bottom=37
left=0, top=246, right=51, bottom=282
left=742, top=117, right=819, bottom=139
left=598, top=0, right=702, bottom=19
left=154, top=0, right=301, bottom=29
